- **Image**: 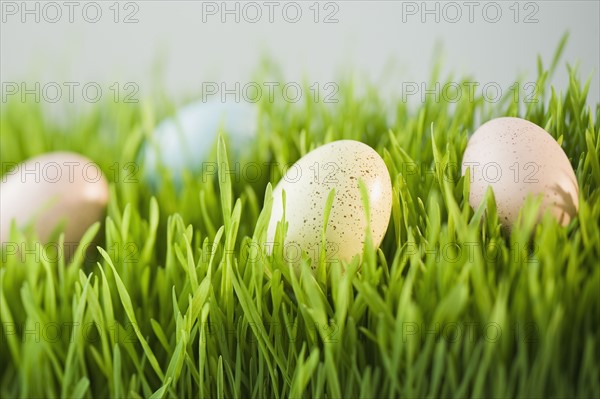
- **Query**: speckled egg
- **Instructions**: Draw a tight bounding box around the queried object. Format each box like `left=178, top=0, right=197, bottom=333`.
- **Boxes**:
left=266, top=140, right=393, bottom=269
left=142, top=100, right=258, bottom=188
left=0, top=152, right=109, bottom=245
left=461, top=117, right=579, bottom=228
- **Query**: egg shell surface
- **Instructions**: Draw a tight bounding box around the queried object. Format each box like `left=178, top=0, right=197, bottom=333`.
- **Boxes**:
left=266, top=140, right=393, bottom=269
left=461, top=117, right=579, bottom=227
left=142, top=100, right=258, bottom=187
left=0, top=152, right=109, bottom=245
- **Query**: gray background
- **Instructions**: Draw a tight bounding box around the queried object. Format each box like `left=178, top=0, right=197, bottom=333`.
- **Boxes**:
left=1, top=1, right=599, bottom=111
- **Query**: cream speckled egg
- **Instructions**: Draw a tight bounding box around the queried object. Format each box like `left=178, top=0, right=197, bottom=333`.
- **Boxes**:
left=1, top=152, right=109, bottom=245
left=461, top=117, right=579, bottom=228
left=266, top=140, right=393, bottom=269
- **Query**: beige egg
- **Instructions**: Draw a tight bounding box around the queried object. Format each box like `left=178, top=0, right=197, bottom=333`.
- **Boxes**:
left=266, top=140, right=393, bottom=269
left=1, top=152, right=109, bottom=246
left=461, top=117, right=579, bottom=228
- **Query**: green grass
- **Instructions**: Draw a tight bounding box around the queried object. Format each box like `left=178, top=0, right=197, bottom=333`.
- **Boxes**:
left=1, top=42, right=599, bottom=398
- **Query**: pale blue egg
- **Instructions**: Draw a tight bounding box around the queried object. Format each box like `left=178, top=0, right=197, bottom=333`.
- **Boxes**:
left=142, top=100, right=259, bottom=189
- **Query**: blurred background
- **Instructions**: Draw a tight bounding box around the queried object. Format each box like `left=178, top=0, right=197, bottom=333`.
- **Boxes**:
left=2, top=0, right=599, bottom=111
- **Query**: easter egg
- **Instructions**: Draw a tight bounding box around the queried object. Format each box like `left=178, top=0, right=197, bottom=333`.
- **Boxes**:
left=461, top=117, right=579, bottom=227
left=142, top=100, right=258, bottom=188
left=0, top=152, right=109, bottom=246
left=266, top=140, right=393, bottom=269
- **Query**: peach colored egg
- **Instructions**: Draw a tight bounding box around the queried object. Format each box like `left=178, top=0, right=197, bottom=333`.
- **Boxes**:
left=266, top=140, right=393, bottom=270
left=1, top=152, right=109, bottom=246
left=462, top=117, right=579, bottom=228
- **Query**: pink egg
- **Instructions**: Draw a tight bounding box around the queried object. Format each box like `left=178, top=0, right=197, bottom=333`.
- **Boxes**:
left=462, top=117, right=579, bottom=228
left=1, top=152, right=109, bottom=246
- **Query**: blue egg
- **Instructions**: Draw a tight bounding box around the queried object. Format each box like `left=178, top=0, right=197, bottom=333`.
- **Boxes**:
left=141, top=100, right=259, bottom=189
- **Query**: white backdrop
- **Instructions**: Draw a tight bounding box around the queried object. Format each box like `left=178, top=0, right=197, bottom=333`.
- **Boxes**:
left=1, top=1, right=599, bottom=109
